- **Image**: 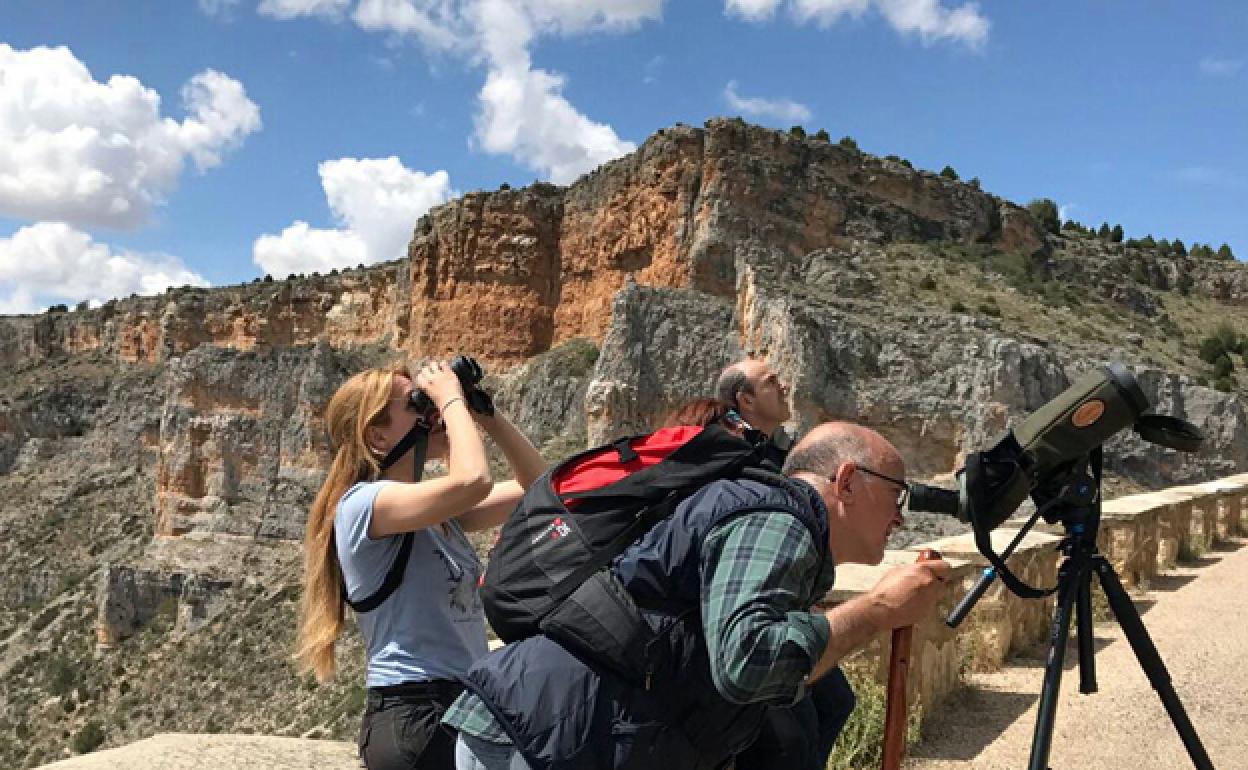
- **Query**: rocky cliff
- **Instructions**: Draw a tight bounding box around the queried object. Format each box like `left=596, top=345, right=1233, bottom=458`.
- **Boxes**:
left=1, top=118, right=1246, bottom=767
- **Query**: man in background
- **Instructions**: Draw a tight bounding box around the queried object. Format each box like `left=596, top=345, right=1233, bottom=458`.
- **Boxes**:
left=718, top=357, right=858, bottom=770
left=715, top=358, right=794, bottom=468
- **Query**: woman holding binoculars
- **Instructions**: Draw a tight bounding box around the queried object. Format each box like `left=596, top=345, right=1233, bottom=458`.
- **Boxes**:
left=297, top=359, right=546, bottom=770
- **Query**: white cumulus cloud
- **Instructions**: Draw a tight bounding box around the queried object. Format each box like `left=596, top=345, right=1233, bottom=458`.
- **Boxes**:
left=725, top=0, right=783, bottom=21
left=471, top=0, right=659, bottom=182
left=352, top=0, right=474, bottom=51
left=257, top=0, right=352, bottom=20
left=264, top=0, right=655, bottom=183
left=253, top=156, right=453, bottom=277
left=0, top=44, right=261, bottom=229
left=1199, top=56, right=1244, bottom=77
left=731, top=0, right=988, bottom=48
left=792, top=0, right=869, bottom=24
left=0, top=222, right=209, bottom=314
left=724, top=80, right=812, bottom=124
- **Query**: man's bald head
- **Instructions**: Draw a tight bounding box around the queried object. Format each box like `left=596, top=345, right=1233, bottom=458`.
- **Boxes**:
left=783, top=422, right=890, bottom=478
left=715, top=358, right=791, bottom=435
left=784, top=421, right=906, bottom=566
left=714, top=361, right=751, bottom=406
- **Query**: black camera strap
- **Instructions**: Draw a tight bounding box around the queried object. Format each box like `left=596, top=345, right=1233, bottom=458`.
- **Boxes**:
left=381, top=423, right=431, bottom=477
left=342, top=424, right=429, bottom=614
left=967, top=453, right=1053, bottom=600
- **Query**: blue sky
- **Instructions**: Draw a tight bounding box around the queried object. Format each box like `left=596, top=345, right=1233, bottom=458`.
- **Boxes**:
left=0, top=0, right=1244, bottom=313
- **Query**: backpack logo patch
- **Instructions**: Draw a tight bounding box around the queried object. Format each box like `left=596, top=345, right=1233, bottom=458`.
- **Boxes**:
left=531, top=516, right=572, bottom=545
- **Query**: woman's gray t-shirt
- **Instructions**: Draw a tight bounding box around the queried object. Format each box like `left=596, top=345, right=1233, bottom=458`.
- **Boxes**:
left=335, top=481, right=488, bottom=687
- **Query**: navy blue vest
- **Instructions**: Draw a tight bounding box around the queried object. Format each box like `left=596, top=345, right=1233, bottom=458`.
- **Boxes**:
left=463, top=476, right=832, bottom=770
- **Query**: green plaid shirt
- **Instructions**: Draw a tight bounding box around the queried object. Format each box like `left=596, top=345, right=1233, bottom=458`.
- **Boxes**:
left=442, top=510, right=836, bottom=744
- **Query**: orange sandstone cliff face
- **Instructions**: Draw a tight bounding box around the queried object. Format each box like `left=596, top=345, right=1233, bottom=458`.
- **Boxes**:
left=0, top=263, right=408, bottom=369
left=406, top=120, right=1035, bottom=365
left=5, top=119, right=1244, bottom=375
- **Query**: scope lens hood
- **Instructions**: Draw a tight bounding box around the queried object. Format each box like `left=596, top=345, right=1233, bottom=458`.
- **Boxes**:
left=1134, top=415, right=1204, bottom=453
left=1103, top=362, right=1151, bottom=416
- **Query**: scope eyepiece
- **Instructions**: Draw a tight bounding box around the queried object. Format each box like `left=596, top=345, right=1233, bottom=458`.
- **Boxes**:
left=906, top=482, right=962, bottom=518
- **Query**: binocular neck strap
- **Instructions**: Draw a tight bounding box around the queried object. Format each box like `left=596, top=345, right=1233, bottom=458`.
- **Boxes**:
left=381, top=423, right=429, bottom=483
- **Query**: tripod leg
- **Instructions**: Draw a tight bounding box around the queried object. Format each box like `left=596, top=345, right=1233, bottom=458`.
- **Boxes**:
left=1027, top=561, right=1081, bottom=770
left=1075, top=566, right=1097, bottom=694
left=1094, top=558, right=1215, bottom=770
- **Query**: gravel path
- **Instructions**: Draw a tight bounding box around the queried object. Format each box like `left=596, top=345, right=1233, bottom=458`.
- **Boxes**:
left=907, top=538, right=1248, bottom=770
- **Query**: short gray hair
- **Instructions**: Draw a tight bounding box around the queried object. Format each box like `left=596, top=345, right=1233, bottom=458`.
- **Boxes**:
left=715, top=365, right=751, bottom=408
left=783, top=428, right=874, bottom=478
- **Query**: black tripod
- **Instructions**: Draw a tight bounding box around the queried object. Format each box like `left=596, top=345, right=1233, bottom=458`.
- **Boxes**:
left=948, top=453, right=1215, bottom=770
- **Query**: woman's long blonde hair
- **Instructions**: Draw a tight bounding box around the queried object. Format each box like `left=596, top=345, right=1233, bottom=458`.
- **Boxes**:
left=295, top=364, right=408, bottom=681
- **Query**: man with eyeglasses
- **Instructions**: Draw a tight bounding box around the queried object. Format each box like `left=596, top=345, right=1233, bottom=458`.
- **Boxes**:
left=740, top=424, right=929, bottom=770
left=720, top=359, right=911, bottom=770
left=445, top=420, right=949, bottom=770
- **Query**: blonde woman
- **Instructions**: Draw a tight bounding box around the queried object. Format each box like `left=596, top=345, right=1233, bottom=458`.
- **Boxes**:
left=297, top=360, right=545, bottom=770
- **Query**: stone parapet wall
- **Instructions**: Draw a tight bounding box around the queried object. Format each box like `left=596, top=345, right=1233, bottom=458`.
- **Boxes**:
left=827, top=474, right=1248, bottom=727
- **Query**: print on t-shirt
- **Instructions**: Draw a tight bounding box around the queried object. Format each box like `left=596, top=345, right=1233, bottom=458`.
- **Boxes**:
left=433, top=542, right=482, bottom=617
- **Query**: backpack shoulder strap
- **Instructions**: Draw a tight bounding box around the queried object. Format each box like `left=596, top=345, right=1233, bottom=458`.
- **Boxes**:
left=734, top=467, right=831, bottom=567
left=343, top=531, right=414, bottom=613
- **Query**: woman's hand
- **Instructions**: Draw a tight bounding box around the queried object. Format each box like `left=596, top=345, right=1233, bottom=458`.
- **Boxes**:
left=414, top=360, right=466, bottom=412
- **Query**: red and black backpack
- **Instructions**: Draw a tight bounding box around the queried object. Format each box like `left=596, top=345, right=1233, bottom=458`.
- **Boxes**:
left=480, top=423, right=778, bottom=643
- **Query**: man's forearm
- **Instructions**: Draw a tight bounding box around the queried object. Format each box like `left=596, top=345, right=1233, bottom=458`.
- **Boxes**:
left=809, top=594, right=891, bottom=681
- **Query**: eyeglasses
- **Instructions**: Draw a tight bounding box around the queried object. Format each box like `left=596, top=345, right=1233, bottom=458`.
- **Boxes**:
left=821, top=466, right=910, bottom=510
left=858, top=466, right=909, bottom=510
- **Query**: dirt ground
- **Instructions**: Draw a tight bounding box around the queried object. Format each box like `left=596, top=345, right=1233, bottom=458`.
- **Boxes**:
left=907, top=538, right=1248, bottom=770
left=36, top=734, right=358, bottom=770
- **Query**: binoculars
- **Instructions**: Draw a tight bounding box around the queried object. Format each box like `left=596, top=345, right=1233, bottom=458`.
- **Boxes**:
left=408, top=355, right=494, bottom=424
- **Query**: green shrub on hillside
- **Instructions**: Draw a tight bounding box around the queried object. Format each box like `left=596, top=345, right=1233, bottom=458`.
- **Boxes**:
left=71, top=720, right=106, bottom=755
left=1198, top=323, right=1243, bottom=386
left=939, top=165, right=959, bottom=181
left=1025, top=198, right=1060, bottom=235
left=1213, top=356, right=1234, bottom=380
left=540, top=337, right=599, bottom=379
left=46, top=654, right=77, bottom=697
